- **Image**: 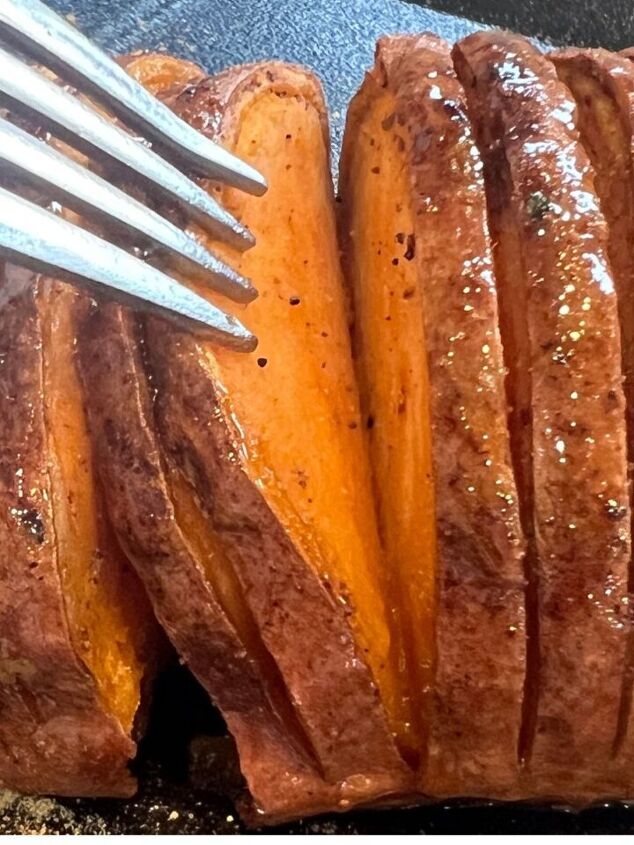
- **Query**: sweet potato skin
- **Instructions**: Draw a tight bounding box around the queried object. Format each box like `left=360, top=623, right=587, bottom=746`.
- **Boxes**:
left=141, top=59, right=411, bottom=789
left=0, top=268, right=136, bottom=797
left=551, top=47, right=634, bottom=787
left=339, top=34, right=526, bottom=797
left=455, top=31, right=631, bottom=796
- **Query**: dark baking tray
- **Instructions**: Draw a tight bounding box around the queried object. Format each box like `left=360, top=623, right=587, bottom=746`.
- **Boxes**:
left=4, top=0, right=634, bottom=833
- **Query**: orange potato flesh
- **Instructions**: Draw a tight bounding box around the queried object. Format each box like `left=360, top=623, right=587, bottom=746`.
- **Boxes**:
left=167, top=466, right=318, bottom=761
left=194, top=89, right=404, bottom=748
left=340, top=90, right=436, bottom=757
left=40, top=280, right=155, bottom=731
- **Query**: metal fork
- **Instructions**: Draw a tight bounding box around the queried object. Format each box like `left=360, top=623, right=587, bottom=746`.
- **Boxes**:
left=0, top=0, right=265, bottom=350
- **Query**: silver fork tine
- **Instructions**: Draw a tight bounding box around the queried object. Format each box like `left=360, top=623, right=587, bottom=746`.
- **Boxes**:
left=0, top=47, right=253, bottom=251
left=0, top=185, right=256, bottom=350
left=0, top=116, right=257, bottom=304
left=0, top=0, right=267, bottom=196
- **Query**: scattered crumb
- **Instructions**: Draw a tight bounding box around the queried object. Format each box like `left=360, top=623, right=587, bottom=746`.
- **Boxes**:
left=0, top=791, right=108, bottom=835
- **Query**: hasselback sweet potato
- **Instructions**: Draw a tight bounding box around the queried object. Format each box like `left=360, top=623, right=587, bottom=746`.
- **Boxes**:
left=454, top=31, right=631, bottom=796
left=77, top=54, right=412, bottom=823
left=0, top=268, right=160, bottom=797
left=551, top=46, right=634, bottom=786
left=339, top=34, right=526, bottom=797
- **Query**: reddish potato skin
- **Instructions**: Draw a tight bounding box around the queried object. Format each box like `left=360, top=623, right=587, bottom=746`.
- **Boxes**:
left=454, top=31, right=631, bottom=797
left=0, top=268, right=135, bottom=798
left=339, top=34, right=526, bottom=798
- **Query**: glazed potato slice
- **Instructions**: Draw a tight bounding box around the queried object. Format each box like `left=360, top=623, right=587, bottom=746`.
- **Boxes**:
left=339, top=34, right=526, bottom=796
left=78, top=54, right=412, bottom=822
left=454, top=31, right=631, bottom=794
left=142, top=59, right=410, bottom=786
left=551, top=46, right=634, bottom=782
left=0, top=269, right=160, bottom=797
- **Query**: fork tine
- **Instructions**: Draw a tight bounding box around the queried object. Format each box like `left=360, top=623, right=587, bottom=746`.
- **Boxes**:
left=0, top=186, right=257, bottom=351
left=0, top=0, right=267, bottom=196
left=0, top=116, right=257, bottom=304
left=0, top=47, right=254, bottom=251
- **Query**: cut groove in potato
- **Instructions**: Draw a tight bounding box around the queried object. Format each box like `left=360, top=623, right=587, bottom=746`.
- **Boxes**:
left=0, top=269, right=161, bottom=797
left=41, top=281, right=157, bottom=733
left=166, top=464, right=322, bottom=770
left=340, top=34, right=526, bottom=796
left=455, top=31, right=631, bottom=795
left=339, top=85, right=435, bottom=762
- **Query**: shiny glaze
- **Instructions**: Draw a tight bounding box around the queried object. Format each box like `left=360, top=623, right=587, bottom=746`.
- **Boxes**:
left=455, top=32, right=631, bottom=795
left=340, top=33, right=526, bottom=796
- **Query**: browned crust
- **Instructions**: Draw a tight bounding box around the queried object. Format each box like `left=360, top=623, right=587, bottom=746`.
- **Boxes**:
left=550, top=46, right=634, bottom=790
left=0, top=267, right=135, bottom=797
left=143, top=58, right=411, bottom=787
left=454, top=31, right=631, bottom=797
left=339, top=33, right=526, bottom=797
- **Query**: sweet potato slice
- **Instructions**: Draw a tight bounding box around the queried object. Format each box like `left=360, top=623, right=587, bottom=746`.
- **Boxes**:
left=339, top=34, right=526, bottom=797
left=0, top=269, right=160, bottom=797
left=142, top=60, right=409, bottom=784
left=77, top=54, right=412, bottom=822
left=454, top=31, right=631, bottom=795
left=550, top=48, right=634, bottom=777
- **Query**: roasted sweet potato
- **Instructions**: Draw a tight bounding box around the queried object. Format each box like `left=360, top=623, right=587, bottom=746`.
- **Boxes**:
left=76, top=54, right=412, bottom=823
left=454, top=31, right=631, bottom=796
left=0, top=268, right=161, bottom=797
left=339, top=34, right=526, bottom=797
left=550, top=48, right=634, bottom=777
